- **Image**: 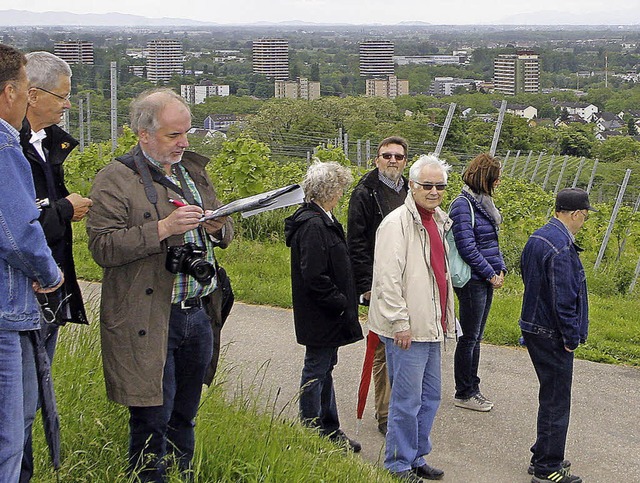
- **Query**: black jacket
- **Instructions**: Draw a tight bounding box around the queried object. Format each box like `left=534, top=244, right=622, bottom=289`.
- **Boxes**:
left=20, top=119, right=87, bottom=325
left=347, top=168, right=409, bottom=297
left=284, top=202, right=363, bottom=348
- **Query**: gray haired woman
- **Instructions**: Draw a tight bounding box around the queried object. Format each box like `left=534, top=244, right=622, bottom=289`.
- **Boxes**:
left=284, top=161, right=363, bottom=452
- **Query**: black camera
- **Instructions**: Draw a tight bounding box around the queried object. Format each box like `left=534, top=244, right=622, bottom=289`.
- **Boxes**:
left=166, top=242, right=215, bottom=285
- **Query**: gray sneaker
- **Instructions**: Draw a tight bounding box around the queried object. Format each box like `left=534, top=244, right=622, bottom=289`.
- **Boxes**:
left=454, top=394, right=493, bottom=412
left=476, top=391, right=494, bottom=408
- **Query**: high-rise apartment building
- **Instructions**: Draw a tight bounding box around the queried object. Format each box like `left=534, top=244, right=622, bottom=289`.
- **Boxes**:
left=493, top=51, right=540, bottom=96
left=252, top=39, right=289, bottom=80
left=359, top=40, right=394, bottom=78
left=275, top=78, right=320, bottom=100
left=53, top=41, right=94, bottom=65
left=146, top=39, right=183, bottom=84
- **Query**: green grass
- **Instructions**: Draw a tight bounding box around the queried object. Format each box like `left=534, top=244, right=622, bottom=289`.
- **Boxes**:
left=31, top=305, right=395, bottom=482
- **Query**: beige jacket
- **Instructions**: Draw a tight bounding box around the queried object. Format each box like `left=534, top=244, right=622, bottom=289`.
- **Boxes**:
left=367, top=194, right=456, bottom=341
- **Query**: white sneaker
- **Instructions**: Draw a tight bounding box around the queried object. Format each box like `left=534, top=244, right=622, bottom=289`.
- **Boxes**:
left=454, top=394, right=493, bottom=412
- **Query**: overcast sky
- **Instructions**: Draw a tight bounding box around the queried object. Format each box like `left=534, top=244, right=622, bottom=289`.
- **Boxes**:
left=2, top=0, right=639, bottom=25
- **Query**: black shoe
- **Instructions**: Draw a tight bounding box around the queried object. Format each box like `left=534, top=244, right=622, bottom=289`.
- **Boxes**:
left=412, top=463, right=444, bottom=480
left=378, top=421, right=388, bottom=435
left=532, top=467, right=582, bottom=483
left=328, top=429, right=361, bottom=453
left=528, top=459, right=571, bottom=475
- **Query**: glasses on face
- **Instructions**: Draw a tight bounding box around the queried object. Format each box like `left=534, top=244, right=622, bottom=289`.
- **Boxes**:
left=413, top=181, right=447, bottom=191
left=35, top=86, right=71, bottom=102
left=379, top=152, right=406, bottom=161
left=577, top=210, right=590, bottom=221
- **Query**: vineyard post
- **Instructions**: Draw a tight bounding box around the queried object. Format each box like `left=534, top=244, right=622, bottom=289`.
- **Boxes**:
left=356, top=139, right=362, bottom=167
left=509, top=150, right=520, bottom=177
left=530, top=151, right=544, bottom=183
left=521, top=150, right=533, bottom=178
left=629, top=256, right=640, bottom=292
left=502, top=150, right=511, bottom=172
left=572, top=157, right=586, bottom=188
left=587, top=159, right=599, bottom=194
left=110, top=61, right=117, bottom=154
left=490, top=100, right=507, bottom=156
left=542, top=154, right=556, bottom=190
left=434, top=102, right=456, bottom=156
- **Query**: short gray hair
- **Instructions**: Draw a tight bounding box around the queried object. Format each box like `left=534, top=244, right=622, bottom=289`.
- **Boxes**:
left=25, top=51, right=71, bottom=90
left=409, top=154, right=451, bottom=183
left=129, top=87, right=190, bottom=134
left=302, top=161, right=353, bottom=204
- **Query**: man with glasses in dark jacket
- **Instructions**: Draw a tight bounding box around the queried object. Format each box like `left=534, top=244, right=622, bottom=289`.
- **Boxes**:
left=19, top=51, right=92, bottom=483
left=347, top=136, right=409, bottom=435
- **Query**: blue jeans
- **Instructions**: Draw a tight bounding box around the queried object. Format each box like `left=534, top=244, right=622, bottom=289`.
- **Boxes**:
left=299, top=345, right=340, bottom=436
left=382, top=336, right=441, bottom=473
left=522, top=331, right=574, bottom=476
left=20, top=322, right=58, bottom=483
left=128, top=305, right=213, bottom=483
left=454, top=280, right=493, bottom=399
left=0, top=329, right=26, bottom=483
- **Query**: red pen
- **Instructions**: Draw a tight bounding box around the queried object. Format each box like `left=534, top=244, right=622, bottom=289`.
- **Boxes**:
left=169, top=198, right=187, bottom=207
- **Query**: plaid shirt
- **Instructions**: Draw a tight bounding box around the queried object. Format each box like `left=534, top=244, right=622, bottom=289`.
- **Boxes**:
left=144, top=155, right=218, bottom=302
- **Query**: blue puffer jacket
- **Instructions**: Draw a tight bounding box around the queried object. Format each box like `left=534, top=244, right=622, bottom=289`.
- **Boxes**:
left=448, top=191, right=506, bottom=282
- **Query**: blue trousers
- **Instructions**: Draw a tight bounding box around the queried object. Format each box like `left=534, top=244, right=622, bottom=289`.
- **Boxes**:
left=128, top=305, right=213, bottom=483
left=453, top=279, right=493, bottom=399
left=382, top=337, right=442, bottom=473
left=522, top=331, right=574, bottom=476
left=0, top=329, right=25, bottom=483
left=299, top=345, right=340, bottom=436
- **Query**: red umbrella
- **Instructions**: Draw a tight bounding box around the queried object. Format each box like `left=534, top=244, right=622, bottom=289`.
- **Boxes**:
left=356, top=330, right=382, bottom=423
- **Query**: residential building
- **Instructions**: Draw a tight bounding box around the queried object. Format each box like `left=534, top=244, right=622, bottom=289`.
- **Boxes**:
left=493, top=51, right=540, bottom=95
left=146, top=39, right=183, bottom=84
left=274, top=77, right=320, bottom=100
left=594, top=112, right=624, bottom=132
left=53, top=41, right=94, bottom=65
left=429, top=77, right=479, bottom=96
left=181, top=81, right=230, bottom=104
left=359, top=40, right=394, bottom=78
left=365, top=75, right=409, bottom=99
left=252, top=39, right=289, bottom=80
left=554, top=101, right=599, bottom=122
left=492, top=100, right=538, bottom=120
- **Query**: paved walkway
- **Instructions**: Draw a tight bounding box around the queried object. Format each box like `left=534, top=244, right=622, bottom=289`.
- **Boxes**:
left=220, top=302, right=640, bottom=483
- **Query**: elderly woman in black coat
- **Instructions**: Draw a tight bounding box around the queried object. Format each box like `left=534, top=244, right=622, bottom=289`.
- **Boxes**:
left=284, top=161, right=363, bottom=452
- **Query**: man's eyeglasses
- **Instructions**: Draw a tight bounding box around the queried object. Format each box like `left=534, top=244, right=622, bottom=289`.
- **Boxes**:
left=576, top=210, right=590, bottom=221
left=379, top=153, right=406, bottom=161
left=34, top=86, right=71, bottom=102
left=413, top=181, right=447, bottom=191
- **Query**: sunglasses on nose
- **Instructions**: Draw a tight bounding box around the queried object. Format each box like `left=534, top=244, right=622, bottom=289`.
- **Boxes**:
left=413, top=181, right=447, bottom=191
left=379, top=153, right=406, bottom=161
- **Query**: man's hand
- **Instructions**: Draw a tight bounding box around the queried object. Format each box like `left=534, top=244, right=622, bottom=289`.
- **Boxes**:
left=66, top=193, right=93, bottom=222
left=394, top=329, right=412, bottom=350
left=201, top=211, right=229, bottom=236
left=32, top=268, right=64, bottom=293
left=158, top=205, right=204, bottom=241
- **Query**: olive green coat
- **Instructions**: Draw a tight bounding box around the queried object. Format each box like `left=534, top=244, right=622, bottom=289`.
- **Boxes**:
left=86, top=146, right=233, bottom=407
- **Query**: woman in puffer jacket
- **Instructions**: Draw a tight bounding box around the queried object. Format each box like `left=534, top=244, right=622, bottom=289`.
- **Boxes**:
left=448, top=153, right=506, bottom=412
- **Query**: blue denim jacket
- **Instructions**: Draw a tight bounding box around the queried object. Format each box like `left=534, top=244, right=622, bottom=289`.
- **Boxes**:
left=519, top=217, right=589, bottom=350
left=0, top=120, right=62, bottom=331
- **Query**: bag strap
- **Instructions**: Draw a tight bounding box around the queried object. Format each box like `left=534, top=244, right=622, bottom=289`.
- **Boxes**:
left=449, top=194, right=475, bottom=228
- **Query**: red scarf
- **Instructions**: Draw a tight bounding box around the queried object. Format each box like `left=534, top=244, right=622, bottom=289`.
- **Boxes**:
left=417, top=205, right=448, bottom=334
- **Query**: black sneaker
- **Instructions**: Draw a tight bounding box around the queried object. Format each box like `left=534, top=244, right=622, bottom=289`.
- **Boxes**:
left=412, top=463, right=444, bottom=480
left=528, top=459, right=571, bottom=475
left=532, top=467, right=582, bottom=483
left=328, top=429, right=361, bottom=453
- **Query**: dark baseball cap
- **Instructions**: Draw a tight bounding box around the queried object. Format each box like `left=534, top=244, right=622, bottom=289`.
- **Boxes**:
left=555, top=188, right=597, bottom=212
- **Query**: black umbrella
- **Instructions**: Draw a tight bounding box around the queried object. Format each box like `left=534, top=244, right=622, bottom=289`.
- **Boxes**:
left=28, top=328, right=61, bottom=472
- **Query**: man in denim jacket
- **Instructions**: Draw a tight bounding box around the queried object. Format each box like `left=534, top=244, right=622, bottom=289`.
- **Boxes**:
left=0, top=44, right=64, bottom=483
left=519, top=188, right=595, bottom=483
